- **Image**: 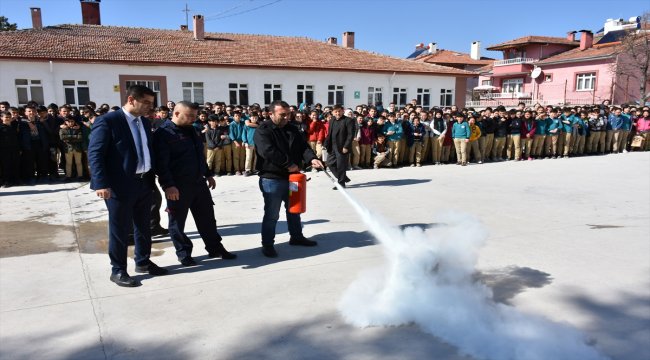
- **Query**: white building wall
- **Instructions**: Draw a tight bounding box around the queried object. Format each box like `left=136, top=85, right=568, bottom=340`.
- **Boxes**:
left=0, top=60, right=457, bottom=108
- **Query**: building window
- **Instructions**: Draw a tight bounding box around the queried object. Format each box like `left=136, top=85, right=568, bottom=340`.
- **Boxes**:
left=367, top=86, right=383, bottom=106
left=416, top=88, right=431, bottom=110
left=297, top=85, right=314, bottom=106
left=501, top=78, right=524, bottom=93
left=328, top=85, right=344, bottom=106
left=264, top=84, right=282, bottom=106
left=182, top=82, right=204, bottom=104
left=544, top=74, right=553, bottom=82
left=228, top=83, right=249, bottom=105
left=15, top=79, right=44, bottom=106
left=440, top=89, right=454, bottom=106
left=62, top=80, right=90, bottom=107
left=481, top=80, right=492, bottom=86
left=125, top=80, right=161, bottom=107
left=576, top=73, right=596, bottom=91
left=392, top=87, right=407, bottom=108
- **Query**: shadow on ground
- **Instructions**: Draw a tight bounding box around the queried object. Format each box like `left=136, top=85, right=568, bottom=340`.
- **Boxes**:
left=475, top=266, right=553, bottom=304
left=563, top=288, right=650, bottom=360
left=346, top=178, right=432, bottom=188
left=134, top=225, right=375, bottom=279
left=223, top=314, right=473, bottom=360
left=0, top=187, right=73, bottom=196
left=0, top=325, right=191, bottom=360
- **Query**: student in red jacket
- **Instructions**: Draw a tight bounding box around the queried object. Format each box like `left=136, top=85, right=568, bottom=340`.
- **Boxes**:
left=521, top=110, right=537, bottom=161
left=359, top=118, right=376, bottom=168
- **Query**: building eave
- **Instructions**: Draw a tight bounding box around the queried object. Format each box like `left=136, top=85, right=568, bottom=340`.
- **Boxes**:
left=0, top=56, right=476, bottom=77
left=537, top=54, right=616, bottom=66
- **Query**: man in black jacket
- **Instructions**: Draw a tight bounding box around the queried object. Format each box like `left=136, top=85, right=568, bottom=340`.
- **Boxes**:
left=323, top=105, right=355, bottom=189
left=153, top=101, right=236, bottom=266
left=254, top=100, right=325, bottom=258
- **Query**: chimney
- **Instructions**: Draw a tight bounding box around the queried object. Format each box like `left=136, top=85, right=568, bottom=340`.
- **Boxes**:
left=327, top=37, right=337, bottom=45
left=428, top=42, right=437, bottom=54
left=193, top=15, right=204, bottom=40
left=579, top=30, right=593, bottom=50
left=566, top=31, right=576, bottom=41
left=342, top=31, right=355, bottom=49
left=30, top=8, right=42, bottom=30
left=80, top=0, right=101, bottom=25
left=470, top=41, right=481, bottom=60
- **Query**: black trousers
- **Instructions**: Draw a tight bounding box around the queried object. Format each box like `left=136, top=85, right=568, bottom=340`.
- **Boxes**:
left=151, top=185, right=164, bottom=229
left=326, top=148, right=350, bottom=186
left=0, top=148, right=20, bottom=184
left=106, top=178, right=153, bottom=274
left=21, top=142, right=48, bottom=181
left=166, top=179, right=222, bottom=259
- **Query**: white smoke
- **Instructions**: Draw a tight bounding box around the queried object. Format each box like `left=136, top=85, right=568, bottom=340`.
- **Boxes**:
left=335, top=185, right=608, bottom=360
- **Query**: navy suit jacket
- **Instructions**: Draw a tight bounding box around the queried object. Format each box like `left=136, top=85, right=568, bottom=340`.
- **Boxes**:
left=88, top=109, right=155, bottom=199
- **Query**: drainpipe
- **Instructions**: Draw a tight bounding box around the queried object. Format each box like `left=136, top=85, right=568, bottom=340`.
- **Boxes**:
left=564, top=79, right=567, bottom=104
left=389, top=72, right=396, bottom=104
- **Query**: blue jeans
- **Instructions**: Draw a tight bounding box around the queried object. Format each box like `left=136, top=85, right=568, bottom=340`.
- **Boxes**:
left=259, top=177, right=303, bottom=246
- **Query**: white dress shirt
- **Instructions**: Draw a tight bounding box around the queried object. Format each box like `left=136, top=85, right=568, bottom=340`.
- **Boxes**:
left=122, top=107, right=152, bottom=174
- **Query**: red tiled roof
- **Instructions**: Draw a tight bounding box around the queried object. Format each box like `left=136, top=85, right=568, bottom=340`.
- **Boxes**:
left=414, top=49, right=493, bottom=66
left=0, top=24, right=474, bottom=76
left=486, top=36, right=579, bottom=50
left=536, top=43, right=620, bottom=65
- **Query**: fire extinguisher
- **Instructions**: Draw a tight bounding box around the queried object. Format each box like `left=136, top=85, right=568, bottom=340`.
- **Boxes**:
left=288, top=173, right=307, bottom=214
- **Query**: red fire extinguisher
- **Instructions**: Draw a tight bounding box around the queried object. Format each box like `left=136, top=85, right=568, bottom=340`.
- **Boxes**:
left=288, top=173, right=307, bottom=214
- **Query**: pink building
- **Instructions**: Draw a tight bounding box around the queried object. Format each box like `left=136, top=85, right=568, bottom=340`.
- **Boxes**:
left=471, top=17, right=648, bottom=108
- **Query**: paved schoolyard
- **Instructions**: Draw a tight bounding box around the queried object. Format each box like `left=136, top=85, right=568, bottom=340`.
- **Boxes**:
left=1, top=153, right=648, bottom=360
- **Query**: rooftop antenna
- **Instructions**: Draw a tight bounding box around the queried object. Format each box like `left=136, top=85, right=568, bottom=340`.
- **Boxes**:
left=182, top=3, right=191, bottom=28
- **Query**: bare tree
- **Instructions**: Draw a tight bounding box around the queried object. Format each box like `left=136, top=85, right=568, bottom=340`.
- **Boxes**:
left=614, top=12, right=650, bottom=105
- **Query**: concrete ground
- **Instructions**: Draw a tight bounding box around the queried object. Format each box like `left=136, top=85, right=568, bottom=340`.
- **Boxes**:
left=0, top=153, right=648, bottom=360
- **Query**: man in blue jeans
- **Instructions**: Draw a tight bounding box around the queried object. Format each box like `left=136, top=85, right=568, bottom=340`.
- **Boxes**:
left=254, top=100, right=325, bottom=258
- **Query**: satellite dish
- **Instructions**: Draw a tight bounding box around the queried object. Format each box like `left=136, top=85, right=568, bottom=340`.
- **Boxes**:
left=531, top=67, right=542, bottom=79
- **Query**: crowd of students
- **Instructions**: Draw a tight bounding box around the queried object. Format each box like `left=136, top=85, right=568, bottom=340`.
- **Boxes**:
left=1, top=98, right=649, bottom=188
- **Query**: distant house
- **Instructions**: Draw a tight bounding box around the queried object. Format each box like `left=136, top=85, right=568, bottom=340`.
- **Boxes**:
left=471, top=17, right=648, bottom=108
left=0, top=2, right=473, bottom=109
left=409, top=42, right=494, bottom=105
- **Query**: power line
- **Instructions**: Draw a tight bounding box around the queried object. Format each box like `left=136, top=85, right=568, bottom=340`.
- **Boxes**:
left=205, top=0, right=282, bottom=22
left=203, top=0, right=254, bottom=21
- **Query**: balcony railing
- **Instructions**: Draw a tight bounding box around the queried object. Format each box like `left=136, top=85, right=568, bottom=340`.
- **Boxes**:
left=493, top=57, right=537, bottom=66
left=481, top=92, right=532, bottom=99
left=466, top=98, right=600, bottom=108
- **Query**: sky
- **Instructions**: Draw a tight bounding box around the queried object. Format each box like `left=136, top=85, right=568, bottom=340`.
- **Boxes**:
left=1, top=0, right=647, bottom=59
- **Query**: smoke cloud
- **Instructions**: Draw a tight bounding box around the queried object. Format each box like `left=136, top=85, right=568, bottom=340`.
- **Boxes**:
left=335, top=186, right=607, bottom=360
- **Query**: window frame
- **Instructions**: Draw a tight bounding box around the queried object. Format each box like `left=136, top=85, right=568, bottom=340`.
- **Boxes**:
left=392, top=87, right=407, bottom=108
left=228, top=83, right=249, bottom=106
left=327, top=85, right=344, bottom=106
left=15, top=79, right=44, bottom=106
left=440, top=88, right=454, bottom=107
left=296, top=84, right=314, bottom=106
left=367, top=86, right=383, bottom=106
left=575, top=72, right=597, bottom=92
left=181, top=81, right=204, bottom=104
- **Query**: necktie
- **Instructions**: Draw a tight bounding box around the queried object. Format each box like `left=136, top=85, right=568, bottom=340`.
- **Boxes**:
left=133, top=117, right=145, bottom=171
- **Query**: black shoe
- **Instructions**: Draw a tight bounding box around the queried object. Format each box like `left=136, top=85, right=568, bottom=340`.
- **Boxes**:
left=110, top=271, right=141, bottom=287
left=289, top=236, right=318, bottom=247
left=344, top=176, right=351, bottom=183
left=179, top=256, right=197, bottom=266
left=135, top=261, right=169, bottom=276
left=208, top=243, right=237, bottom=260
left=151, top=227, right=169, bottom=237
left=262, top=245, right=278, bottom=258
left=332, top=186, right=338, bottom=190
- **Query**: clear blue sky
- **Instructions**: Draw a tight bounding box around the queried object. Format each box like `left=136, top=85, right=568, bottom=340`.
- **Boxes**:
left=1, top=0, right=647, bottom=58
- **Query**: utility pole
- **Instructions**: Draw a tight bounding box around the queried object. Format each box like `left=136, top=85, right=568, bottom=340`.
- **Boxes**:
left=182, top=3, right=191, bottom=28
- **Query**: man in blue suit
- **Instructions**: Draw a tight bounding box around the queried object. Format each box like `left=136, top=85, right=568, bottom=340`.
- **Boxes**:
left=88, top=85, right=169, bottom=287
